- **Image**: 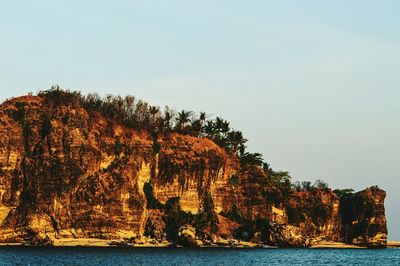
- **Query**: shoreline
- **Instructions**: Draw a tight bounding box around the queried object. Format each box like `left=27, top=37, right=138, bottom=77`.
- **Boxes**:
left=387, top=241, right=400, bottom=248
left=0, top=239, right=393, bottom=249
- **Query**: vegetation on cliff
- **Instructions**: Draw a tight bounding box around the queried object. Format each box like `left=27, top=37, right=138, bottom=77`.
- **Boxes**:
left=35, top=86, right=327, bottom=191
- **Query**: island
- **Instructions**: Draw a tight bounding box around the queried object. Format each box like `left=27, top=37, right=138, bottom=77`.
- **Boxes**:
left=0, top=87, right=388, bottom=248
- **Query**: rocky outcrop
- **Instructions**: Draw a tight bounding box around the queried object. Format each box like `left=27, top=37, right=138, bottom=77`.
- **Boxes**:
left=340, top=187, right=388, bottom=248
left=0, top=93, right=389, bottom=248
left=177, top=224, right=202, bottom=247
left=286, top=189, right=341, bottom=241
left=267, top=222, right=311, bottom=247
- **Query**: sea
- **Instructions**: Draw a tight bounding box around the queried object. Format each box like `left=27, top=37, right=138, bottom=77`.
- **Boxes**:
left=0, top=247, right=399, bottom=266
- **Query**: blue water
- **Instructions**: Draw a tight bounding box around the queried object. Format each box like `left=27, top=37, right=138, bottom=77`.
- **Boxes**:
left=0, top=247, right=399, bottom=266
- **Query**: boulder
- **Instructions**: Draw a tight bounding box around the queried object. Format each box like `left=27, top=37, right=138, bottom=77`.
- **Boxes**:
left=268, top=222, right=311, bottom=247
left=177, top=224, right=202, bottom=247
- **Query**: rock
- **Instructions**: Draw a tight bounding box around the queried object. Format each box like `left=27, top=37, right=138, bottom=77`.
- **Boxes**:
left=268, top=222, right=311, bottom=247
left=251, top=232, right=263, bottom=244
left=30, top=234, right=54, bottom=247
left=340, top=187, right=388, bottom=248
left=286, top=189, right=341, bottom=241
left=177, top=225, right=201, bottom=247
left=214, top=236, right=230, bottom=247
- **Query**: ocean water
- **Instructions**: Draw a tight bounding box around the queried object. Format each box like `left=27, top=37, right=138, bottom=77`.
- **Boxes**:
left=0, top=247, right=399, bottom=266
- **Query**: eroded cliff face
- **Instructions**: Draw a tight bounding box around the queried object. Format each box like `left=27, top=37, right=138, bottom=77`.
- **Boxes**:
left=0, top=95, right=388, bottom=247
left=286, top=190, right=341, bottom=241
left=340, top=187, right=388, bottom=248
left=0, top=96, right=238, bottom=244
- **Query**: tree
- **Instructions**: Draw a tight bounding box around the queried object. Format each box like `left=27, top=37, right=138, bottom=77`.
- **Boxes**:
left=221, top=120, right=230, bottom=137
left=204, top=120, right=215, bottom=136
left=240, top=152, right=264, bottom=167
left=199, top=112, right=207, bottom=122
left=149, top=106, right=160, bottom=120
left=227, top=130, right=247, bottom=154
left=190, top=119, right=203, bottom=137
left=301, top=181, right=312, bottom=190
left=314, top=179, right=329, bottom=190
left=269, top=171, right=292, bottom=190
left=175, top=110, right=194, bottom=132
left=214, top=117, right=224, bottom=133
left=162, top=107, right=175, bottom=131
left=149, top=106, right=161, bottom=132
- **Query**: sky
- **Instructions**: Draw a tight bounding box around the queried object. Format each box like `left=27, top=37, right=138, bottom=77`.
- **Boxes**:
left=0, top=0, right=399, bottom=239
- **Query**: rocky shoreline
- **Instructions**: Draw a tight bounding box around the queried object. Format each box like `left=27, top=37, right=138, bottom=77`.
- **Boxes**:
left=0, top=236, right=388, bottom=249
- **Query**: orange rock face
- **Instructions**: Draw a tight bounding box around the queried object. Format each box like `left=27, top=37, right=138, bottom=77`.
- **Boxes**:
left=0, top=94, right=388, bottom=247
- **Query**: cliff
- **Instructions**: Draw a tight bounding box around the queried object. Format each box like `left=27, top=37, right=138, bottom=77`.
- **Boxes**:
left=340, top=187, right=388, bottom=248
left=0, top=90, right=388, bottom=248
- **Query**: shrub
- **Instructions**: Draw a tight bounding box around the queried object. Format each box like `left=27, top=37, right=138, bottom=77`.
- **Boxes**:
left=333, top=188, right=354, bottom=199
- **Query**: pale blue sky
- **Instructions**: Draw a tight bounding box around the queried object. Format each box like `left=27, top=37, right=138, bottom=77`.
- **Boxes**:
left=1, top=0, right=399, bottom=239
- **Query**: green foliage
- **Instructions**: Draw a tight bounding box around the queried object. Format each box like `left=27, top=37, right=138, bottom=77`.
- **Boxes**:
left=37, top=87, right=250, bottom=156
left=240, top=152, right=264, bottom=167
left=301, top=181, right=312, bottom=190
left=143, top=182, right=164, bottom=209
left=39, top=85, right=82, bottom=107
left=174, top=110, right=194, bottom=133
left=333, top=188, right=355, bottom=199
left=35, top=87, right=355, bottom=203
left=314, top=179, right=329, bottom=191
left=229, top=174, right=240, bottom=187
left=269, top=170, right=292, bottom=191
left=292, top=179, right=332, bottom=192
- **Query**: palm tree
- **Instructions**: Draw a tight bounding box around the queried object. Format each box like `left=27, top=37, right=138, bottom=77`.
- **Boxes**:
left=214, top=117, right=224, bottom=133
left=227, top=130, right=247, bottom=154
left=240, top=152, right=264, bottom=167
left=190, top=119, right=202, bottom=137
left=148, top=106, right=160, bottom=132
left=221, top=121, right=230, bottom=137
left=163, top=108, right=173, bottom=131
left=204, top=120, right=215, bottom=136
left=175, top=110, right=194, bottom=132
left=199, top=112, right=207, bottom=122
left=149, top=106, right=160, bottom=121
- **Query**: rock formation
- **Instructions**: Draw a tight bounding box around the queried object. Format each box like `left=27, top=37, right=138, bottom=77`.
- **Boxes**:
left=340, top=187, right=388, bottom=248
left=0, top=90, right=388, bottom=248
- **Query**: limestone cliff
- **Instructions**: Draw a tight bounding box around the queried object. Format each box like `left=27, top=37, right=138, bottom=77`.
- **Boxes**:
left=340, top=187, right=387, bottom=248
left=0, top=91, right=388, bottom=248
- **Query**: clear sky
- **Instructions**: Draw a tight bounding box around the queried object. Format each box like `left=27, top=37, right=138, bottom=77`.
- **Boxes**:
left=1, top=0, right=399, bottom=239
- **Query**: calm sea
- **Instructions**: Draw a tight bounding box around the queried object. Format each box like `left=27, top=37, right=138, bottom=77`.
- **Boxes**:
left=0, top=247, right=399, bottom=266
